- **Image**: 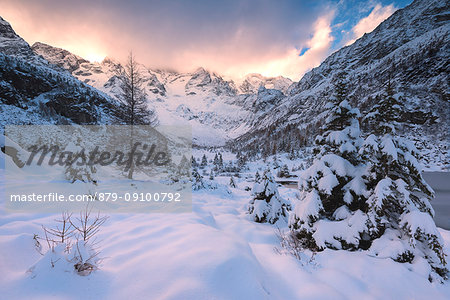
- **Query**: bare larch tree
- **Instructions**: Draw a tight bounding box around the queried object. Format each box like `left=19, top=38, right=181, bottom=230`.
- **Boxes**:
left=115, top=52, right=157, bottom=179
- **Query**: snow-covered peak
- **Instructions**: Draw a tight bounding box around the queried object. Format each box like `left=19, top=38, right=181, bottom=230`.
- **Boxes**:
left=32, top=42, right=89, bottom=72
left=0, top=16, right=34, bottom=57
left=184, top=68, right=237, bottom=97
left=239, top=73, right=293, bottom=95
left=0, top=16, right=17, bottom=38
left=290, top=0, right=449, bottom=95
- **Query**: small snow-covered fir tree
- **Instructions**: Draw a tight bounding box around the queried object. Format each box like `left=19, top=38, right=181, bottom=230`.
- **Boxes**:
left=177, top=155, right=190, bottom=176
left=289, top=74, right=368, bottom=251
left=200, top=154, right=207, bottom=168
left=277, top=164, right=290, bottom=178
left=229, top=176, right=236, bottom=188
left=191, top=156, right=198, bottom=168
left=254, top=171, right=261, bottom=183
left=192, top=168, right=205, bottom=191
left=213, top=152, right=223, bottom=171
left=248, top=169, right=290, bottom=224
left=64, top=139, right=97, bottom=184
left=209, top=169, right=215, bottom=180
left=237, top=152, right=247, bottom=169
left=218, top=153, right=223, bottom=169
left=272, top=155, right=280, bottom=168
left=361, top=83, right=447, bottom=281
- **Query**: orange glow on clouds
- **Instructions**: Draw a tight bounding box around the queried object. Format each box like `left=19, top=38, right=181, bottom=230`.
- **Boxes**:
left=0, top=1, right=394, bottom=81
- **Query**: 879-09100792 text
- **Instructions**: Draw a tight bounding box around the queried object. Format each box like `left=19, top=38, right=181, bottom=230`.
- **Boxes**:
left=9, top=192, right=182, bottom=202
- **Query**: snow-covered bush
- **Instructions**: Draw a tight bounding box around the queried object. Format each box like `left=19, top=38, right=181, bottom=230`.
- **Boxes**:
left=248, top=169, right=290, bottom=224
left=192, top=167, right=224, bottom=191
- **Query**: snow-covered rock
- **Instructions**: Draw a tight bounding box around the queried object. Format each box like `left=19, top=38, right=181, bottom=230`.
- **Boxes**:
left=238, top=73, right=293, bottom=95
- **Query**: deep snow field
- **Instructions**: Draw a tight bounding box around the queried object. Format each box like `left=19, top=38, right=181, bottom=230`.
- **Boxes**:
left=0, top=150, right=449, bottom=299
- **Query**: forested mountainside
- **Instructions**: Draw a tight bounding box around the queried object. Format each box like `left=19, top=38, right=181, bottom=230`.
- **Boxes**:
left=230, top=0, right=448, bottom=169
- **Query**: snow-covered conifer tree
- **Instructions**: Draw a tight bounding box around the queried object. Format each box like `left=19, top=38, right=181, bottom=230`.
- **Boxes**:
left=277, top=164, right=290, bottom=178
left=192, top=168, right=205, bottom=191
left=213, top=152, right=223, bottom=171
left=248, top=169, right=290, bottom=224
left=218, top=152, right=223, bottom=169
left=254, top=171, right=261, bottom=183
left=200, top=154, right=207, bottom=168
left=191, top=156, right=198, bottom=168
left=289, top=73, right=368, bottom=251
left=177, top=155, right=190, bottom=176
left=361, top=83, right=448, bottom=281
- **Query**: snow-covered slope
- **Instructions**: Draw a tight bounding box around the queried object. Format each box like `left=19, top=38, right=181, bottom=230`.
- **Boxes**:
left=32, top=42, right=89, bottom=73
left=0, top=157, right=450, bottom=298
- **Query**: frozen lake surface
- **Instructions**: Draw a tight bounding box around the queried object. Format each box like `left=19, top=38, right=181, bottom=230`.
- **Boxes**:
left=424, top=172, right=450, bottom=230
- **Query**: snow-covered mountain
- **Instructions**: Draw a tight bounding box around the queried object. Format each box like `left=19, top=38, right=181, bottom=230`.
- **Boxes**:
left=31, top=42, right=295, bottom=146
left=232, top=0, right=449, bottom=170
left=1, top=0, right=448, bottom=167
left=0, top=18, right=123, bottom=130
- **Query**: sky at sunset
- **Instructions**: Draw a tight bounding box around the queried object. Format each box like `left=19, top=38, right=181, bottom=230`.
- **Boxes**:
left=1, top=0, right=412, bottom=80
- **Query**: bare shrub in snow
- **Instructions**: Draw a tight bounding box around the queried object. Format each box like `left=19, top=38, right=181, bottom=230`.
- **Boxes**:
left=70, top=206, right=109, bottom=243
left=31, top=208, right=108, bottom=277
left=41, top=212, right=74, bottom=252
left=274, top=227, right=316, bottom=266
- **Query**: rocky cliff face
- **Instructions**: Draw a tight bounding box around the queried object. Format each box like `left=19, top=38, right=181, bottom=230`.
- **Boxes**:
left=32, top=42, right=89, bottom=73
left=0, top=18, right=121, bottom=128
left=0, top=16, right=34, bottom=58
